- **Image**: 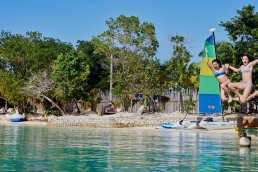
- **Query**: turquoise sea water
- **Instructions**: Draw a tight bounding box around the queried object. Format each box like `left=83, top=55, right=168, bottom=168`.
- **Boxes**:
left=0, top=125, right=257, bottom=172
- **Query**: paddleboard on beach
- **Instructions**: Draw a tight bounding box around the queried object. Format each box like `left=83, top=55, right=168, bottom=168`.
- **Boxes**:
left=137, top=105, right=144, bottom=115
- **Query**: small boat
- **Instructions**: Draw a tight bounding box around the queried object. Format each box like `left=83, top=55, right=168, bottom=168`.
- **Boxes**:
left=172, top=120, right=193, bottom=129
left=160, top=120, right=193, bottom=129
left=182, top=120, right=197, bottom=127
left=188, top=121, right=207, bottom=130
left=6, top=110, right=25, bottom=122
left=198, top=120, right=237, bottom=130
left=161, top=122, right=174, bottom=129
left=188, top=117, right=237, bottom=130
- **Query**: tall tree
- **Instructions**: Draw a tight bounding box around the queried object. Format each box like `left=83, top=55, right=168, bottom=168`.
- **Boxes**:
left=0, top=30, right=73, bottom=108
left=92, top=15, right=160, bottom=107
left=24, top=71, right=65, bottom=115
left=76, top=40, right=109, bottom=91
left=52, top=50, right=90, bottom=113
left=165, top=35, right=199, bottom=112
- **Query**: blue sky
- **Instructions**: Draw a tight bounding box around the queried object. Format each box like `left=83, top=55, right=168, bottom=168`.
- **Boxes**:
left=1, top=0, right=258, bottom=63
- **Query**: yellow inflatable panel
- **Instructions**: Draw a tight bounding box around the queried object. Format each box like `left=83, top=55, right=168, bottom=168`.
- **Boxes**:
left=200, top=57, right=215, bottom=76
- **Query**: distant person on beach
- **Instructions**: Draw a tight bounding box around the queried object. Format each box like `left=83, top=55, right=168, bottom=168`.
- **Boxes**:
left=109, top=104, right=115, bottom=112
left=105, top=103, right=115, bottom=112
left=226, top=54, right=258, bottom=103
left=205, top=48, right=233, bottom=103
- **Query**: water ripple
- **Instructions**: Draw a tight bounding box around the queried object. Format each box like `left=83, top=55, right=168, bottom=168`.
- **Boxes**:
left=0, top=125, right=257, bottom=171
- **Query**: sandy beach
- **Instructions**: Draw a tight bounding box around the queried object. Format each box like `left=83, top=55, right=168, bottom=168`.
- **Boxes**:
left=0, top=111, right=257, bottom=137
left=0, top=119, right=238, bottom=134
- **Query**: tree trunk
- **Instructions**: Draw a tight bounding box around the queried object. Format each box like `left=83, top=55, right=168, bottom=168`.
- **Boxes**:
left=149, top=95, right=158, bottom=112
left=130, top=99, right=132, bottom=112
left=41, top=95, right=65, bottom=115
left=73, top=97, right=80, bottom=114
left=5, top=100, right=8, bottom=110
left=110, top=54, right=113, bottom=101
left=179, top=89, right=184, bottom=112
left=0, top=96, right=8, bottom=109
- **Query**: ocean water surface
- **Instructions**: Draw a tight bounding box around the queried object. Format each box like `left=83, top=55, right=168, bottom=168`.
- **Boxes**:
left=0, top=124, right=257, bottom=172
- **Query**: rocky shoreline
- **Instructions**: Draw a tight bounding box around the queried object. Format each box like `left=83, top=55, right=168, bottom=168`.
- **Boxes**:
left=2, top=112, right=258, bottom=139
left=47, top=114, right=197, bottom=128
left=46, top=111, right=242, bottom=128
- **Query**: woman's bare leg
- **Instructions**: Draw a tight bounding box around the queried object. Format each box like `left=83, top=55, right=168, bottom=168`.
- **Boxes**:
left=240, top=85, right=253, bottom=104
left=220, top=87, right=228, bottom=101
left=220, top=80, right=232, bottom=103
left=228, top=82, right=244, bottom=99
left=245, top=90, right=258, bottom=103
left=232, top=97, right=240, bottom=102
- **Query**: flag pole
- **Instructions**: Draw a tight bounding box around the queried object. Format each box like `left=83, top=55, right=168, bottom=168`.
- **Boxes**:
left=209, top=28, right=224, bottom=121
left=209, top=28, right=217, bottom=59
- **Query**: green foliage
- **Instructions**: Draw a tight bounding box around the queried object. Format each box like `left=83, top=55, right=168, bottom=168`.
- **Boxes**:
left=52, top=50, right=90, bottom=101
left=165, top=35, right=199, bottom=112
left=92, top=15, right=166, bottom=111
left=0, top=30, right=73, bottom=107
left=76, top=40, right=109, bottom=91
left=44, top=106, right=62, bottom=116
left=24, top=102, right=33, bottom=113
left=86, top=88, right=102, bottom=112
left=183, top=94, right=196, bottom=114
left=0, top=70, right=24, bottom=105
left=230, top=101, right=240, bottom=113
left=0, top=31, right=73, bottom=77
left=115, top=56, right=168, bottom=99
left=166, top=35, right=199, bottom=90
left=109, top=100, right=122, bottom=109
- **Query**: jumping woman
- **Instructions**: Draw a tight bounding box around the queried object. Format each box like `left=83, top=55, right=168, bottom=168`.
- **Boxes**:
left=227, top=54, right=258, bottom=103
left=205, top=48, right=233, bottom=103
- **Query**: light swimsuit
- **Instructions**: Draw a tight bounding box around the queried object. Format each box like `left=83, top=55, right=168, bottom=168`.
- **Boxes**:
left=241, top=66, right=251, bottom=73
left=241, top=81, right=253, bottom=88
left=214, top=68, right=226, bottom=77
left=240, top=66, right=253, bottom=88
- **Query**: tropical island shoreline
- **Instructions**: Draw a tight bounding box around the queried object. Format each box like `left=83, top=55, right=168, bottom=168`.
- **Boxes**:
left=1, top=111, right=257, bottom=133
left=2, top=112, right=258, bottom=139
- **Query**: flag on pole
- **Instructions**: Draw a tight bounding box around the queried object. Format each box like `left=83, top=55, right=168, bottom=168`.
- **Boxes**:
left=198, top=35, right=222, bottom=113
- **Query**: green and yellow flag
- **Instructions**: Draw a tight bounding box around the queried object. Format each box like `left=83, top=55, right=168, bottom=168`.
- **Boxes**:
left=199, top=35, right=222, bottom=113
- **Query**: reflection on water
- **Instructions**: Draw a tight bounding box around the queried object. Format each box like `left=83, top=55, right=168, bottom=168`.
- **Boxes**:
left=0, top=125, right=257, bottom=171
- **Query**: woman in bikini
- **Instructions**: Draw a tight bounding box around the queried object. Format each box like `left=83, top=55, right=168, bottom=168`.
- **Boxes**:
left=227, top=54, right=258, bottom=103
left=205, top=49, right=233, bottom=102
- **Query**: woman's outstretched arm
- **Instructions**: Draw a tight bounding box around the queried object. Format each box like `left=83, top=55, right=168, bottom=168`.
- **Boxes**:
left=227, top=64, right=241, bottom=73
left=249, top=58, right=258, bottom=67
left=224, top=64, right=230, bottom=75
left=205, top=48, right=213, bottom=70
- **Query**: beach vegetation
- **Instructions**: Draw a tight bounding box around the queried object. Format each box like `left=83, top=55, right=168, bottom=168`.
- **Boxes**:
left=165, top=35, right=199, bottom=112
left=0, top=5, right=257, bottom=114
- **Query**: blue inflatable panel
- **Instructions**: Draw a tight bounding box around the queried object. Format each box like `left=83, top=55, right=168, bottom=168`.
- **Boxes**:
left=199, top=94, right=222, bottom=113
